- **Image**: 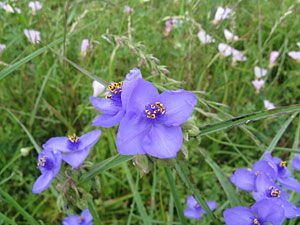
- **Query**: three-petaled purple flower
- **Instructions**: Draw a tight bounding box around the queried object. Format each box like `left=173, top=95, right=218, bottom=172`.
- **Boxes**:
left=292, top=154, right=300, bottom=171
left=32, top=148, right=62, bottom=194
left=230, top=160, right=277, bottom=191
left=223, top=199, right=285, bottom=225
left=184, top=195, right=217, bottom=219
left=252, top=174, right=300, bottom=218
left=63, top=208, right=93, bottom=225
left=43, top=130, right=101, bottom=169
left=264, top=151, right=300, bottom=192
left=90, top=68, right=142, bottom=128
left=116, top=78, right=197, bottom=158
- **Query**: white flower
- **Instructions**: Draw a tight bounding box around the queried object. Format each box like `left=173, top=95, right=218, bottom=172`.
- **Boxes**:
left=0, top=44, right=6, bottom=53
left=232, top=49, right=247, bottom=61
left=24, top=29, right=40, bottom=44
left=297, top=42, right=300, bottom=47
left=93, top=80, right=105, bottom=97
left=264, top=100, right=275, bottom=110
left=269, top=51, right=279, bottom=67
left=218, top=43, right=233, bottom=57
left=288, top=51, right=300, bottom=60
left=254, top=66, right=267, bottom=79
left=80, top=39, right=90, bottom=57
left=252, top=79, right=265, bottom=93
left=29, top=1, right=42, bottom=15
left=224, top=29, right=239, bottom=41
left=197, top=30, right=215, bottom=44
left=213, top=7, right=233, bottom=24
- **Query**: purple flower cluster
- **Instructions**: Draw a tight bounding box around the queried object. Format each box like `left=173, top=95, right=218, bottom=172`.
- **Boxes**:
left=184, top=195, right=217, bottom=220
left=224, top=151, right=300, bottom=224
left=91, top=68, right=197, bottom=158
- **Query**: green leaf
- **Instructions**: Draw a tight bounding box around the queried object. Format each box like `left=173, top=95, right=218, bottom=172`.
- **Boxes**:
left=198, top=105, right=300, bottom=136
left=80, top=154, right=133, bottom=182
left=0, top=212, right=18, bottom=225
left=88, top=199, right=103, bottom=225
left=0, top=188, right=39, bottom=225
left=198, top=148, right=241, bottom=207
left=164, top=167, right=188, bottom=225
left=175, top=160, right=218, bottom=224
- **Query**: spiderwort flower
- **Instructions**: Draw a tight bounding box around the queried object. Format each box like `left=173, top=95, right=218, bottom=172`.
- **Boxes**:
left=92, top=80, right=105, bottom=97
left=252, top=174, right=300, bottom=218
left=90, top=68, right=142, bottom=128
left=252, top=79, right=265, bottom=94
left=288, top=51, right=300, bottom=60
left=116, top=78, right=197, bottom=158
left=184, top=195, right=217, bottom=220
left=264, top=151, right=300, bottom=192
left=254, top=66, right=267, bottom=79
left=218, top=43, right=233, bottom=57
left=269, top=51, right=279, bottom=67
left=292, top=154, right=300, bottom=171
left=230, top=160, right=277, bottom=191
left=32, top=148, right=62, bottom=194
left=63, top=208, right=93, bottom=225
left=213, top=7, right=233, bottom=24
left=223, top=199, right=285, bottom=225
left=43, top=130, right=101, bottom=169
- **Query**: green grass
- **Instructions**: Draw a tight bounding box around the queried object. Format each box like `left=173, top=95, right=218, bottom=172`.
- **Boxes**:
left=1, top=0, right=300, bottom=224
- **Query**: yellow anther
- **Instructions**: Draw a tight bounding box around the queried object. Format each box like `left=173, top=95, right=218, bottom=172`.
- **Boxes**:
left=271, top=189, right=280, bottom=197
left=68, top=133, right=80, bottom=143
left=37, top=156, right=46, bottom=167
left=280, top=161, right=287, bottom=168
left=255, top=171, right=260, bottom=176
left=253, top=218, right=260, bottom=225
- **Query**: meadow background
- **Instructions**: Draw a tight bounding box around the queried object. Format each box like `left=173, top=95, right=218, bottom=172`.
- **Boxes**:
left=1, top=0, right=300, bottom=224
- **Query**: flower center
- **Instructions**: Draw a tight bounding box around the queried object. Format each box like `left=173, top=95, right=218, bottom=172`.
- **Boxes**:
left=279, top=161, right=287, bottom=168
left=145, top=102, right=166, bottom=119
left=105, top=82, right=123, bottom=99
left=269, top=186, right=281, bottom=197
left=37, top=156, right=54, bottom=170
left=68, top=134, right=80, bottom=143
left=253, top=218, right=260, bottom=225
left=255, top=171, right=260, bottom=176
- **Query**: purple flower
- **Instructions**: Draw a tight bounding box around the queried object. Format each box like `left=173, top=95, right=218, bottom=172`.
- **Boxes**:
left=292, top=154, right=300, bottom=171
left=184, top=195, right=217, bottom=220
left=43, top=130, right=101, bottom=169
left=223, top=199, right=285, bottom=225
left=116, top=78, right=197, bottom=158
left=230, top=160, right=277, bottom=191
left=63, top=208, right=93, bottom=225
left=264, top=151, right=300, bottom=192
left=253, top=173, right=300, bottom=218
left=32, top=148, right=62, bottom=194
left=90, top=68, right=142, bottom=128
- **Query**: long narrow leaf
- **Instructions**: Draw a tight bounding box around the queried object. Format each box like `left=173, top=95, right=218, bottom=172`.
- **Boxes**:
left=0, top=188, right=39, bottom=225
left=0, top=212, right=18, bottom=225
left=198, top=148, right=241, bottom=207
left=88, top=199, right=103, bottom=225
left=164, top=167, right=188, bottom=225
left=198, top=105, right=300, bottom=136
left=80, top=154, right=133, bottom=182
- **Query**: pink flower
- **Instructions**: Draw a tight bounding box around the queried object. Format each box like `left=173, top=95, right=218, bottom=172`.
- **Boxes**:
left=297, top=42, right=300, bottom=47
left=24, top=29, right=40, bottom=44
left=213, top=7, right=233, bottom=24
left=0, top=44, right=6, bottom=53
left=80, top=39, right=90, bottom=57
left=29, top=1, right=42, bottom=15
left=165, top=18, right=178, bottom=34
left=288, top=51, right=300, bottom=60
left=264, top=100, right=275, bottom=110
left=252, top=79, right=265, bottom=93
left=0, top=2, right=19, bottom=13
left=124, top=5, right=133, bottom=14
left=269, top=51, right=279, bottom=67
left=218, top=43, right=233, bottom=57
left=197, top=30, right=215, bottom=44
left=254, top=66, right=267, bottom=79
left=224, top=29, right=239, bottom=41
left=231, top=49, right=247, bottom=62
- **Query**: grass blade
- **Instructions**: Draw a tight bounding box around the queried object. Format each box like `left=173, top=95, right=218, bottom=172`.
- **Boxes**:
left=123, top=163, right=151, bottom=225
left=0, top=212, right=18, bottom=225
left=80, top=154, right=133, bottom=182
left=164, top=167, right=188, bottom=225
left=198, top=105, right=300, bottom=136
left=175, top=160, right=218, bottom=224
left=0, top=188, right=39, bottom=225
left=88, top=199, right=103, bottom=225
left=5, top=109, right=41, bottom=153
left=198, top=148, right=242, bottom=207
